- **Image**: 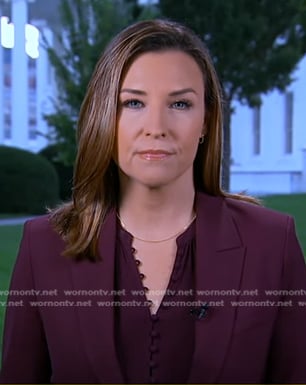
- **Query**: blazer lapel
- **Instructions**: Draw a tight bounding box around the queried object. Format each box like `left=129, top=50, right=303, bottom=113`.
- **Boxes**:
left=70, top=209, right=124, bottom=383
left=188, top=193, right=246, bottom=383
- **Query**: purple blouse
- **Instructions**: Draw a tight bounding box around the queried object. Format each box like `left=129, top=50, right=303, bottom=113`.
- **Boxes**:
left=114, top=218, right=196, bottom=384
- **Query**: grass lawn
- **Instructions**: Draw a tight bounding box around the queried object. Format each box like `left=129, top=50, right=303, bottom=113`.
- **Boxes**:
left=0, top=224, right=23, bottom=364
left=0, top=193, right=305, bottom=365
left=0, top=224, right=23, bottom=286
left=260, top=193, right=306, bottom=254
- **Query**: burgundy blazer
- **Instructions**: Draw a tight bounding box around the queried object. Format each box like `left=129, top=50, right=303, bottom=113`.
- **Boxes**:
left=0, top=192, right=306, bottom=383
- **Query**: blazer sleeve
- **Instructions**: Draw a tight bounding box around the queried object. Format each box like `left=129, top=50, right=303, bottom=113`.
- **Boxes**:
left=0, top=221, right=51, bottom=383
left=265, top=216, right=306, bottom=383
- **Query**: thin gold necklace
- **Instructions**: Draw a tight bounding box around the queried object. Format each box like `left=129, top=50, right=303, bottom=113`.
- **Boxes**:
left=117, top=213, right=197, bottom=243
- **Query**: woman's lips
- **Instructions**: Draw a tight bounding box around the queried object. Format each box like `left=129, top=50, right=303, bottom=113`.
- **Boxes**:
left=137, top=149, right=174, bottom=160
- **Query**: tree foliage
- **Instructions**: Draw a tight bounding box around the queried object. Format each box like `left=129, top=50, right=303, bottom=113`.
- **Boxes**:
left=39, top=144, right=73, bottom=201
left=159, top=0, right=306, bottom=190
left=44, top=0, right=159, bottom=165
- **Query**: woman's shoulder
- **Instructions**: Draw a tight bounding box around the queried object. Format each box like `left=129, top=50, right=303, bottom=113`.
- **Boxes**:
left=222, top=195, right=296, bottom=245
left=23, top=213, right=65, bottom=248
left=224, top=194, right=291, bottom=227
left=25, top=213, right=57, bottom=233
left=197, top=191, right=292, bottom=232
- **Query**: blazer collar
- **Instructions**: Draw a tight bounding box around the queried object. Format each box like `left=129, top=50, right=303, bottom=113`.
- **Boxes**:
left=71, top=192, right=246, bottom=383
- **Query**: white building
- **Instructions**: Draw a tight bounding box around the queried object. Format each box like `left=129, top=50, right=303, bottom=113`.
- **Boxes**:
left=231, top=56, right=306, bottom=195
left=0, top=0, right=305, bottom=195
left=0, top=0, right=54, bottom=153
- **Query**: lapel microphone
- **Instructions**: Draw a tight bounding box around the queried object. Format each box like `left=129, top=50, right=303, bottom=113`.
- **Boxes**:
left=189, top=302, right=209, bottom=320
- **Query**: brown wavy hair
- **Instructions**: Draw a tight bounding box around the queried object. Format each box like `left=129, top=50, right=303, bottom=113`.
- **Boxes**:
left=50, top=18, right=259, bottom=261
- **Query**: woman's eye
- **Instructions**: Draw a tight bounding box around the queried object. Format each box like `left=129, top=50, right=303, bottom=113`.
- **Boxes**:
left=122, top=99, right=143, bottom=109
left=172, top=100, right=192, bottom=110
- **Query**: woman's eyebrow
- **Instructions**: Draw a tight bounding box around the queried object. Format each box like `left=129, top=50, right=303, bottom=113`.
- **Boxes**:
left=120, top=87, right=197, bottom=96
left=120, top=88, right=146, bottom=95
left=169, top=88, right=197, bottom=96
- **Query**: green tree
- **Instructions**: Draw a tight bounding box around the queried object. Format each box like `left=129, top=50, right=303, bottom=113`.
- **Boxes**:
left=159, top=0, right=306, bottom=191
left=44, top=0, right=159, bottom=165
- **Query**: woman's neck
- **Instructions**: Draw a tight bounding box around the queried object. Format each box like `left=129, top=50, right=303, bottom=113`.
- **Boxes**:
left=118, top=182, right=196, bottom=241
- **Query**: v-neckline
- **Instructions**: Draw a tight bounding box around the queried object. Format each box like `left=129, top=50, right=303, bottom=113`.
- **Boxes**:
left=118, top=217, right=196, bottom=317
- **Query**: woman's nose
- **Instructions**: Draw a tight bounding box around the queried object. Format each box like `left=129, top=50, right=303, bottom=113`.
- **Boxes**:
left=144, top=105, right=168, bottom=138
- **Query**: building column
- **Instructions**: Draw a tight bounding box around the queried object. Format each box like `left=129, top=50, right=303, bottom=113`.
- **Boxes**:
left=29, top=20, right=50, bottom=152
left=11, top=0, right=28, bottom=149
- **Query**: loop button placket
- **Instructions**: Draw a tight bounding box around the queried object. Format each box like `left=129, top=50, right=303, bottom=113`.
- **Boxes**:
left=149, top=314, right=160, bottom=383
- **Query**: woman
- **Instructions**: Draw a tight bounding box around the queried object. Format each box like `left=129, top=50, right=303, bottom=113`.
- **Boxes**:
left=0, top=19, right=305, bottom=384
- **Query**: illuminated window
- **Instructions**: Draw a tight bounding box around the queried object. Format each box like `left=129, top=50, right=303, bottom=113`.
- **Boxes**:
left=0, top=16, right=40, bottom=58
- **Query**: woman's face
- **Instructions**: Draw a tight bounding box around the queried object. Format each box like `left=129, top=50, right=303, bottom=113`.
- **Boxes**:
left=116, top=50, right=205, bottom=190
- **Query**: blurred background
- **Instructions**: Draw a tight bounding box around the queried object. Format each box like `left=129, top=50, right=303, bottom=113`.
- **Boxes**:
left=0, top=0, right=305, bottom=361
